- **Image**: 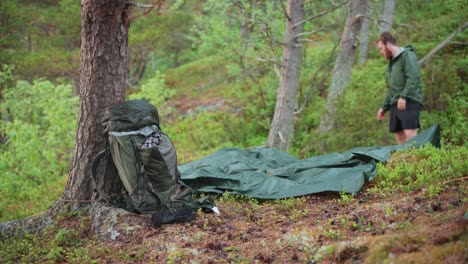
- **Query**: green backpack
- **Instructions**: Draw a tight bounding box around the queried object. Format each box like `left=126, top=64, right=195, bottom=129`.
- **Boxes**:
left=92, top=100, right=215, bottom=226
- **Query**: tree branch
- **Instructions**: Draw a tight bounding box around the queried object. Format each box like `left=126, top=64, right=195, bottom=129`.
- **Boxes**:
left=262, top=22, right=286, bottom=46
left=419, top=22, right=468, bottom=66
left=295, top=39, right=339, bottom=115
left=127, top=1, right=155, bottom=8
left=295, top=26, right=334, bottom=39
left=231, top=48, right=269, bottom=122
left=127, top=0, right=165, bottom=16
left=293, top=0, right=348, bottom=28
left=449, top=41, right=467, bottom=45
left=279, top=0, right=291, bottom=21
left=440, top=175, right=468, bottom=185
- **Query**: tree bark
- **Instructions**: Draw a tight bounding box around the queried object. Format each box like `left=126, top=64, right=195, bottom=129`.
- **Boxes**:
left=380, top=0, right=395, bottom=33
left=267, top=0, right=304, bottom=152
left=318, top=0, right=368, bottom=134
left=0, top=0, right=132, bottom=237
left=358, top=3, right=370, bottom=64
left=50, top=0, right=130, bottom=214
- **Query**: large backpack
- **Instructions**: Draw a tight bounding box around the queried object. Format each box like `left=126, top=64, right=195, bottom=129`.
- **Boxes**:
left=92, top=100, right=213, bottom=225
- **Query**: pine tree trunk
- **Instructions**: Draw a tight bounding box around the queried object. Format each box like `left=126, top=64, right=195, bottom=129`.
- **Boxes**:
left=1, top=0, right=132, bottom=238
left=318, top=0, right=368, bottom=134
left=51, top=0, right=130, bottom=213
left=267, top=0, right=304, bottom=152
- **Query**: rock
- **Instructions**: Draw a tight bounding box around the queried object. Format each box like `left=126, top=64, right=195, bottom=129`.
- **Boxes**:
left=91, top=202, right=151, bottom=242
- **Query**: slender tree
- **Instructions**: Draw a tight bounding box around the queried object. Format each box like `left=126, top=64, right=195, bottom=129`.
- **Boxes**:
left=380, top=0, right=395, bottom=32
left=358, top=2, right=370, bottom=64
left=267, top=0, right=305, bottom=152
left=318, top=0, right=368, bottom=134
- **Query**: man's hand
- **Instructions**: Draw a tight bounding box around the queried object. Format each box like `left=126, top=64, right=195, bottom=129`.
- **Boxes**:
left=376, top=108, right=385, bottom=121
left=397, top=98, right=406, bottom=110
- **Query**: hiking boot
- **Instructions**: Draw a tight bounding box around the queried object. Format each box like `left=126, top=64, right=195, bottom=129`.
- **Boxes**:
left=151, top=206, right=196, bottom=227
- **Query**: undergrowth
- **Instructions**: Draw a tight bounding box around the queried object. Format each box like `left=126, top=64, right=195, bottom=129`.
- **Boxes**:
left=369, top=144, right=467, bottom=197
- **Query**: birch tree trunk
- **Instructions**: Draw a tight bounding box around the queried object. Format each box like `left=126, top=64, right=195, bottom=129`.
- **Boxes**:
left=380, top=0, right=395, bottom=32
left=51, top=0, right=130, bottom=213
left=267, top=0, right=304, bottom=152
left=318, top=0, right=368, bottom=133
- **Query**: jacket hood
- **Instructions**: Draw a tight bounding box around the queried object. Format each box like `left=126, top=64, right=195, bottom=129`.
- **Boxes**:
left=404, top=44, right=415, bottom=52
left=392, top=45, right=414, bottom=61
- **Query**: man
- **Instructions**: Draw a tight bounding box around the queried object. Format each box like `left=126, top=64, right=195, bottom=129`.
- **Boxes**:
left=376, top=32, right=423, bottom=145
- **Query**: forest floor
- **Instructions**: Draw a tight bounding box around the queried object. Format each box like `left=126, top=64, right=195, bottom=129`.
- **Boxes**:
left=81, top=180, right=467, bottom=263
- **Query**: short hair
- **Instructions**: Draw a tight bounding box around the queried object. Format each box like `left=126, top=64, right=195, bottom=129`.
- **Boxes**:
left=378, top=31, right=397, bottom=45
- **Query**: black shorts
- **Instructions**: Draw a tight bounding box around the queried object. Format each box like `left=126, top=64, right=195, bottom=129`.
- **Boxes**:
left=389, top=101, right=422, bottom=133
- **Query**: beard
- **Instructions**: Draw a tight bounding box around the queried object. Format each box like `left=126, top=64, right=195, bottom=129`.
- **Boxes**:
left=384, top=46, right=393, bottom=60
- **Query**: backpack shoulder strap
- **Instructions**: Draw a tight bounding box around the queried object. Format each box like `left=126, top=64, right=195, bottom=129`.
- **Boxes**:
left=90, top=146, right=135, bottom=211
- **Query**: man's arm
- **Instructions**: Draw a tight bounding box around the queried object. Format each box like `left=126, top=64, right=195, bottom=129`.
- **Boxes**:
left=401, top=51, right=421, bottom=100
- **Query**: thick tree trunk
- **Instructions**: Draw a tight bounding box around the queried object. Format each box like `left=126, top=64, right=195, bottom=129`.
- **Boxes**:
left=0, top=0, right=131, bottom=237
left=51, top=0, right=130, bottom=214
left=380, top=0, right=395, bottom=33
left=267, top=0, right=304, bottom=152
left=318, top=0, right=368, bottom=134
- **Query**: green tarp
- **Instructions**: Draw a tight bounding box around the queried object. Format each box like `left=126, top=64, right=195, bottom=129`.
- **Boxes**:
left=179, top=125, right=441, bottom=199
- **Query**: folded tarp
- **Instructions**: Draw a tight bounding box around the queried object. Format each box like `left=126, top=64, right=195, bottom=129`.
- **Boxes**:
left=179, top=125, right=440, bottom=199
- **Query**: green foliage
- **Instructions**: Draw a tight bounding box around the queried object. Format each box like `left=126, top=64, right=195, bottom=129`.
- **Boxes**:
left=0, top=214, right=130, bottom=263
left=217, top=192, right=260, bottom=205
left=398, top=0, right=466, bottom=41
left=369, top=144, right=467, bottom=196
left=129, top=1, right=201, bottom=73
left=161, top=54, right=273, bottom=161
left=0, top=64, right=15, bottom=95
left=272, top=196, right=306, bottom=208
left=339, top=192, right=355, bottom=204
left=294, top=60, right=395, bottom=155
left=323, top=228, right=343, bottom=240
left=0, top=0, right=81, bottom=80
left=20, top=48, right=80, bottom=79
left=219, top=75, right=276, bottom=146
left=0, top=0, right=30, bottom=64
left=165, top=112, right=235, bottom=163
left=219, top=111, right=268, bottom=147
left=0, top=79, right=78, bottom=222
left=422, top=90, right=467, bottom=147
left=191, top=0, right=284, bottom=83
left=129, top=71, right=176, bottom=118
left=0, top=231, right=49, bottom=263
left=164, top=55, right=229, bottom=96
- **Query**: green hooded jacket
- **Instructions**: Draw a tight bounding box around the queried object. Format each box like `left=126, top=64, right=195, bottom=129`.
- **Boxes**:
left=382, top=45, right=423, bottom=112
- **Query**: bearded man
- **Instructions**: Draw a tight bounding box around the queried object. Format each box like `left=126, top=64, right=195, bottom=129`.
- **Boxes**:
left=376, top=32, right=423, bottom=145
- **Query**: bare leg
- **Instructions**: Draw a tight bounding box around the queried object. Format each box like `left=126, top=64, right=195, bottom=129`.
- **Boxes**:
left=404, top=129, right=418, bottom=142
left=394, top=131, right=406, bottom=145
